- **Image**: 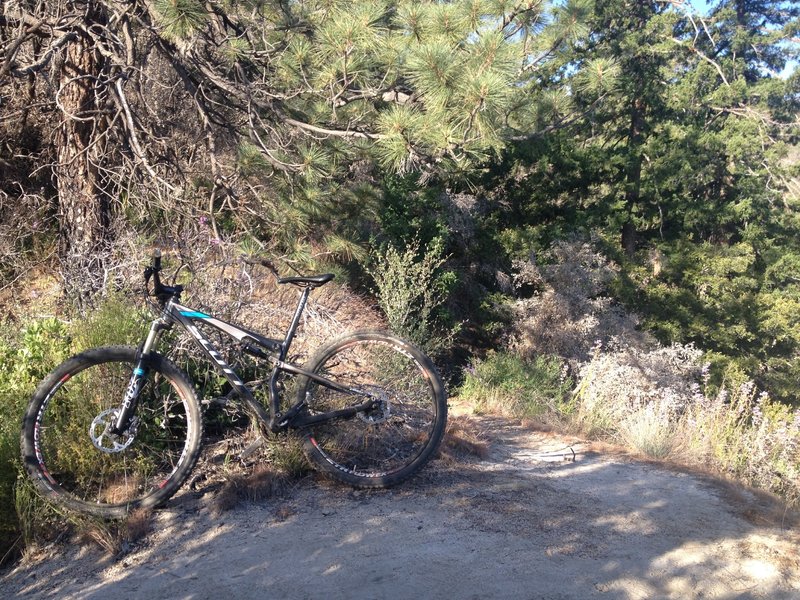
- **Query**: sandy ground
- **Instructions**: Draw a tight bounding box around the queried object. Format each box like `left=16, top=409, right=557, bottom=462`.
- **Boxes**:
left=2, top=416, right=799, bottom=599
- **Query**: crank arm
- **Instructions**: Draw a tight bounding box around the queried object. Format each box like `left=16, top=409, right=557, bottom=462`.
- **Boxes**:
left=289, top=397, right=376, bottom=428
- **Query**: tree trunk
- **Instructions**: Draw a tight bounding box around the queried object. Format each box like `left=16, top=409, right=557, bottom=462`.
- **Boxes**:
left=54, top=6, right=110, bottom=297
left=621, top=96, right=645, bottom=258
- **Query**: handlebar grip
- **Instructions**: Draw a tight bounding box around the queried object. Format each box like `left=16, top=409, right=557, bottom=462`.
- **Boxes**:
left=152, top=248, right=162, bottom=271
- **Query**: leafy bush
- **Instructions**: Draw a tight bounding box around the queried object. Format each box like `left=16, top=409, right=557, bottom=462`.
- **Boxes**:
left=610, top=237, right=800, bottom=405
left=0, top=298, right=150, bottom=562
left=369, top=237, right=458, bottom=353
left=0, top=318, right=70, bottom=562
left=72, top=294, right=149, bottom=350
left=459, top=351, right=572, bottom=420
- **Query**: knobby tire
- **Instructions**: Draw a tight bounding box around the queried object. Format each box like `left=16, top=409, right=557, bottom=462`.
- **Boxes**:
left=297, top=331, right=447, bottom=488
left=21, top=346, right=202, bottom=518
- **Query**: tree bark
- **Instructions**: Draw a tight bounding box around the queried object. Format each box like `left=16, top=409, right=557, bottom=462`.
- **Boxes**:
left=54, top=5, right=110, bottom=295
left=621, top=97, right=645, bottom=258
left=56, top=34, right=106, bottom=254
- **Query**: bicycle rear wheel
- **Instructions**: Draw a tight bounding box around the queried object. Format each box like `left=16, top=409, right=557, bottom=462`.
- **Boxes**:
left=21, top=346, right=202, bottom=518
left=297, top=331, right=447, bottom=488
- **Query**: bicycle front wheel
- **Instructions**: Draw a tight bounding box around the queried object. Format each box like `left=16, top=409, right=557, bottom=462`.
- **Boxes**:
left=21, top=346, right=202, bottom=518
left=298, top=331, right=447, bottom=488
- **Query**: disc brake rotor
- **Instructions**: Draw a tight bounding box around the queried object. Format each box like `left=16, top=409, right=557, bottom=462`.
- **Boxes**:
left=89, top=408, right=138, bottom=453
left=357, top=385, right=391, bottom=424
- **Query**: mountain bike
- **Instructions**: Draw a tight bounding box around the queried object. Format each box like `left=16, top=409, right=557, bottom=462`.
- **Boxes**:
left=21, top=250, right=447, bottom=518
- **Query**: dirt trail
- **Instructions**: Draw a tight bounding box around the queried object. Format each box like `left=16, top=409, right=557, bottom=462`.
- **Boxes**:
left=3, top=417, right=799, bottom=599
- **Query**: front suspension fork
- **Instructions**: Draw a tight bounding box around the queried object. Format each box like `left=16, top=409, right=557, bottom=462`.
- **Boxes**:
left=112, top=319, right=166, bottom=434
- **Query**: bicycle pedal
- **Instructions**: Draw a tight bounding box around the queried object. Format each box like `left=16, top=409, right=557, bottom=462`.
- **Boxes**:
left=205, top=396, right=229, bottom=407
left=239, top=436, right=265, bottom=460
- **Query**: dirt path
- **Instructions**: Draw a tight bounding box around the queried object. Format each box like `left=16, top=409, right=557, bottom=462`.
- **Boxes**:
left=3, top=417, right=799, bottom=599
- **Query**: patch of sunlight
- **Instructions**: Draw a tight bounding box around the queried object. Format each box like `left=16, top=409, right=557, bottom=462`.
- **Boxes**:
left=741, top=559, right=779, bottom=581
left=652, top=538, right=784, bottom=593
left=337, top=531, right=364, bottom=546
left=545, top=460, right=607, bottom=478
left=594, top=512, right=658, bottom=535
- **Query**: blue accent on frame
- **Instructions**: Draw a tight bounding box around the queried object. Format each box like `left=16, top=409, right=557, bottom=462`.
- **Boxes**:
left=134, top=368, right=145, bottom=376
left=180, top=311, right=211, bottom=319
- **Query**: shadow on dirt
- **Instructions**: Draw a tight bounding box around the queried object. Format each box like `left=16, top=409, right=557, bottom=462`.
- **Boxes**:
left=4, top=421, right=799, bottom=600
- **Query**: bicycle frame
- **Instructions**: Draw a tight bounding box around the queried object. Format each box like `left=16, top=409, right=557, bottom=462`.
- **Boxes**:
left=114, top=286, right=376, bottom=435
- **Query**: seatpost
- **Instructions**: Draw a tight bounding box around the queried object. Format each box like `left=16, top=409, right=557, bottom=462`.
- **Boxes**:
left=265, top=286, right=312, bottom=431
left=280, top=286, right=311, bottom=359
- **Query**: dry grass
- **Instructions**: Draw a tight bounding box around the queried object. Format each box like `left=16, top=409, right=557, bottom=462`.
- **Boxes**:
left=210, top=464, right=291, bottom=516
left=74, top=508, right=154, bottom=556
left=99, top=476, right=144, bottom=505
left=123, top=509, right=152, bottom=543
left=438, top=415, right=491, bottom=463
left=76, top=519, right=121, bottom=555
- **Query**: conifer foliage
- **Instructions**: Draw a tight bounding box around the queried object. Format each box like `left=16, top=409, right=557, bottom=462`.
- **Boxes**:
left=0, top=0, right=587, bottom=281
left=478, top=0, right=800, bottom=401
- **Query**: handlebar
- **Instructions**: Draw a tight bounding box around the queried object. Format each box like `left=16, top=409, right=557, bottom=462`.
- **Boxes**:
left=144, top=248, right=183, bottom=304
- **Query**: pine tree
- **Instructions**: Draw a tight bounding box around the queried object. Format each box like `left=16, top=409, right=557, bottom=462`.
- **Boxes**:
left=1, top=0, right=590, bottom=285
left=474, top=0, right=800, bottom=400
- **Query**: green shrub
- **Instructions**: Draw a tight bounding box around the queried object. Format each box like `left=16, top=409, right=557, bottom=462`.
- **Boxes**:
left=369, top=237, right=458, bottom=353
left=264, top=432, right=310, bottom=479
left=72, top=294, right=149, bottom=350
left=0, top=297, right=151, bottom=562
left=0, top=318, right=70, bottom=562
left=459, top=351, right=572, bottom=420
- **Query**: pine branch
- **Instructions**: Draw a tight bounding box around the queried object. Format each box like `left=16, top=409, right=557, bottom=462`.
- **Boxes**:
left=283, top=117, right=383, bottom=140
left=509, top=93, right=609, bottom=142
left=669, top=37, right=729, bottom=86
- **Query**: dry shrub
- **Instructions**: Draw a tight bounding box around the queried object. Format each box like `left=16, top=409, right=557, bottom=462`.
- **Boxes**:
left=574, top=342, right=702, bottom=438
left=464, top=237, right=800, bottom=506
left=263, top=431, right=311, bottom=479
left=682, top=384, right=800, bottom=505
left=211, top=464, right=289, bottom=516
left=511, top=240, right=648, bottom=363
left=99, top=476, right=144, bottom=505
left=508, top=239, right=701, bottom=457
left=575, top=346, right=800, bottom=504
left=618, top=403, right=678, bottom=459
left=123, top=509, right=152, bottom=544
left=74, top=508, right=153, bottom=556
left=76, top=518, right=121, bottom=555
left=438, top=415, right=491, bottom=463
left=153, top=245, right=386, bottom=367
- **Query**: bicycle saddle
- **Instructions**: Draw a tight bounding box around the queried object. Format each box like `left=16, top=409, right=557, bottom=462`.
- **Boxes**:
left=277, top=273, right=335, bottom=288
